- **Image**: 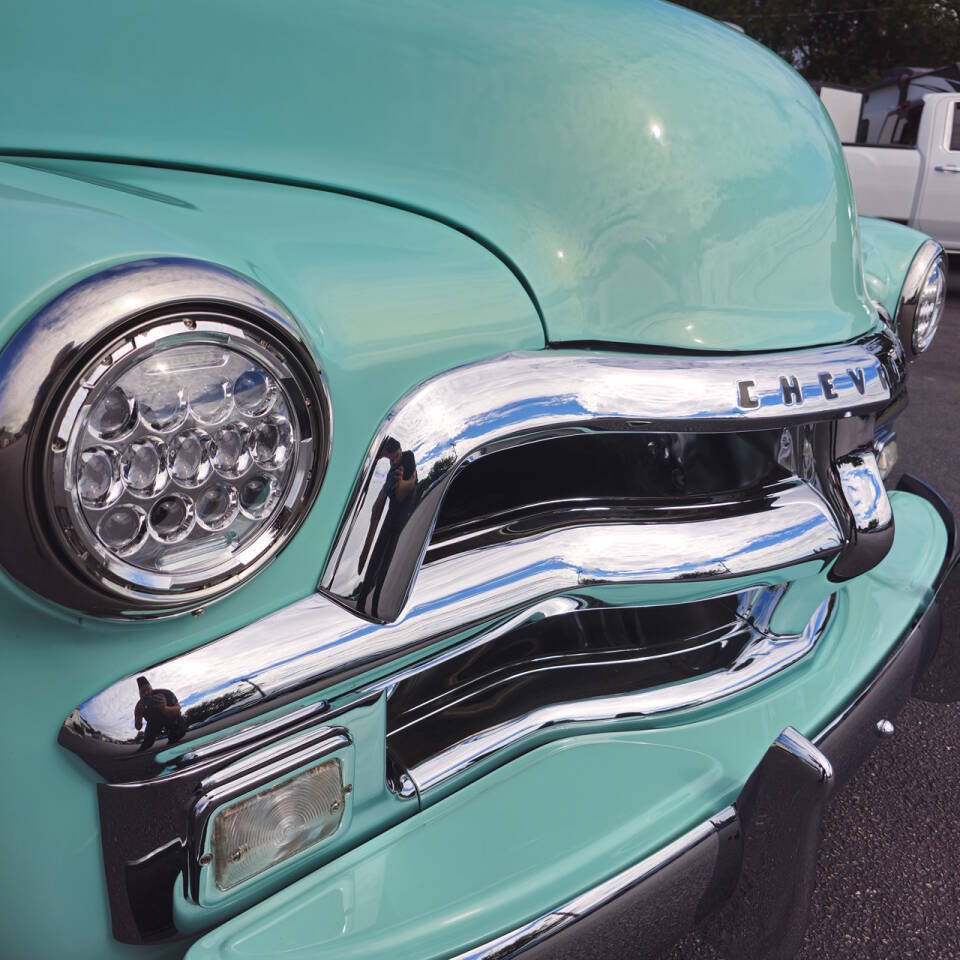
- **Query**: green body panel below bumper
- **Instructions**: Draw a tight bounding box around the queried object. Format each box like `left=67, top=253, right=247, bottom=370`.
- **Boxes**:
left=185, top=490, right=947, bottom=960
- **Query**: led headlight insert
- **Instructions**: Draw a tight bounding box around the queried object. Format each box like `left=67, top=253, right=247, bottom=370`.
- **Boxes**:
left=43, top=310, right=326, bottom=611
left=912, top=253, right=946, bottom=353
left=897, top=240, right=947, bottom=357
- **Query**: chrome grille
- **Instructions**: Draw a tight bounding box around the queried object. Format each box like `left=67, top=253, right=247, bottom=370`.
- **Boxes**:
left=322, top=330, right=905, bottom=622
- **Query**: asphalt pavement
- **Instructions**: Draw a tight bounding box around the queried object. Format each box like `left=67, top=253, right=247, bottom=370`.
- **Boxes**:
left=666, top=267, right=960, bottom=960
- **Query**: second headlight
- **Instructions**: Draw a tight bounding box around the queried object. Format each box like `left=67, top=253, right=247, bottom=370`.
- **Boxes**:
left=897, top=239, right=947, bottom=357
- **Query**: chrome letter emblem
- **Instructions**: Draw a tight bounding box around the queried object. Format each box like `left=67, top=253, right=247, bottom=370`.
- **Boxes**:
left=817, top=372, right=837, bottom=400
left=737, top=380, right=759, bottom=410
left=780, top=376, right=803, bottom=405
left=737, top=363, right=877, bottom=413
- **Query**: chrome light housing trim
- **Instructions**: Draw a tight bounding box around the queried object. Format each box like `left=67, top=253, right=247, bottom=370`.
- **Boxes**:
left=0, top=258, right=331, bottom=618
left=896, top=239, right=947, bottom=357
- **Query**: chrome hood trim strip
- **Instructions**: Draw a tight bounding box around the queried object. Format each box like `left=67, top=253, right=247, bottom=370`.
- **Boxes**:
left=321, top=330, right=904, bottom=621
left=61, top=484, right=840, bottom=781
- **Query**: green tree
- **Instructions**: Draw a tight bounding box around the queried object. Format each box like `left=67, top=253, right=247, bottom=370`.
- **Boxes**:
left=678, top=1, right=960, bottom=87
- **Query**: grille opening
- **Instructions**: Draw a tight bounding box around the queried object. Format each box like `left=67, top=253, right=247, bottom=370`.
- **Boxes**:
left=386, top=594, right=753, bottom=774
left=429, top=430, right=795, bottom=556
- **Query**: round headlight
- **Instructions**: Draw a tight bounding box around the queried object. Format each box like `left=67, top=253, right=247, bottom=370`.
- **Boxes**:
left=0, top=260, right=330, bottom=617
left=897, top=239, right=947, bottom=357
left=912, top=254, right=946, bottom=353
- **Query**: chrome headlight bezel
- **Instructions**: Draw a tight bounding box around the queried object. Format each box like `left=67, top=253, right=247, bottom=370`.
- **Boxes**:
left=0, top=259, right=331, bottom=618
left=896, top=239, right=947, bottom=357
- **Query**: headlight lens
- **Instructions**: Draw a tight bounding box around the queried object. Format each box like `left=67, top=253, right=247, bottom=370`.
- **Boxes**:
left=913, top=254, right=946, bottom=353
left=897, top=240, right=947, bottom=357
left=44, top=312, right=326, bottom=611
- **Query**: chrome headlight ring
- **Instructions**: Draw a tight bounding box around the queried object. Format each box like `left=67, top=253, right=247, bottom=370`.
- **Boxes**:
left=896, top=239, right=947, bottom=357
left=0, top=259, right=331, bottom=618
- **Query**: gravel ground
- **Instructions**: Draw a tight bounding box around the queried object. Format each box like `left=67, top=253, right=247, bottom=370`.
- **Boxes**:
left=666, top=266, right=960, bottom=960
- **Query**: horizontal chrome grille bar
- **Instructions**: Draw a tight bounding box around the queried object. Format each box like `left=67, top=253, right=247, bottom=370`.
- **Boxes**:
left=61, top=482, right=841, bottom=781
left=405, top=594, right=833, bottom=794
left=322, top=330, right=904, bottom=621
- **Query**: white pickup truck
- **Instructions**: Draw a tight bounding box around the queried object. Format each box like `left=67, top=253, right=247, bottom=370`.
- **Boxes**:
left=822, top=88, right=960, bottom=253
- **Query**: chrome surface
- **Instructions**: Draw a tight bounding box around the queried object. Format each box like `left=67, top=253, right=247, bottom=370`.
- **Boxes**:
left=44, top=315, right=325, bottom=611
left=176, top=699, right=329, bottom=767
left=322, top=331, right=903, bottom=621
left=384, top=589, right=768, bottom=780
left=830, top=446, right=895, bottom=582
left=0, top=258, right=331, bottom=617
left=405, top=593, right=834, bottom=794
left=933, top=164, right=960, bottom=173
left=195, top=725, right=349, bottom=795
left=61, top=484, right=842, bottom=780
left=835, top=448, right=893, bottom=532
left=876, top=718, right=895, bottom=737
left=773, top=725, right=834, bottom=784
left=450, top=809, right=732, bottom=960
left=895, top=239, right=946, bottom=357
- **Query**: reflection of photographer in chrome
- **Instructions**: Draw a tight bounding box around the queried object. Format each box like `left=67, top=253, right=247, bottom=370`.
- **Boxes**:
left=357, top=436, right=417, bottom=617
left=133, top=676, right=188, bottom=751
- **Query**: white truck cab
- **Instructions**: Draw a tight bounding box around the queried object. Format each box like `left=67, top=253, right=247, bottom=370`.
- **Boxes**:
left=822, top=86, right=960, bottom=254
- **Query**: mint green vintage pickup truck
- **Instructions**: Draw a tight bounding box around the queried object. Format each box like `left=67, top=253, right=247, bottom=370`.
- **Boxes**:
left=0, top=2, right=953, bottom=959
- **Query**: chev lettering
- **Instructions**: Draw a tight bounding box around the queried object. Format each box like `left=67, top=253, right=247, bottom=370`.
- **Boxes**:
left=779, top=376, right=803, bottom=406
left=736, top=366, right=870, bottom=411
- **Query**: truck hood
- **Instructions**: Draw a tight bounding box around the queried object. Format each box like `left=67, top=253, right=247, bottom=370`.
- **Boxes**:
left=2, top=0, right=876, bottom=352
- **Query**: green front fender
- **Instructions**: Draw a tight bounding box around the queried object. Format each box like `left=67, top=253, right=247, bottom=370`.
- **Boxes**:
left=0, top=157, right=542, bottom=960
left=859, top=216, right=930, bottom=321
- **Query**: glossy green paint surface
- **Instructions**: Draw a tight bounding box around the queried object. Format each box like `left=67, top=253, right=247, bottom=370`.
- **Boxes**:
left=4, top=1, right=877, bottom=351
left=186, top=490, right=946, bottom=960
left=0, top=158, right=540, bottom=960
left=859, top=216, right=928, bottom=320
